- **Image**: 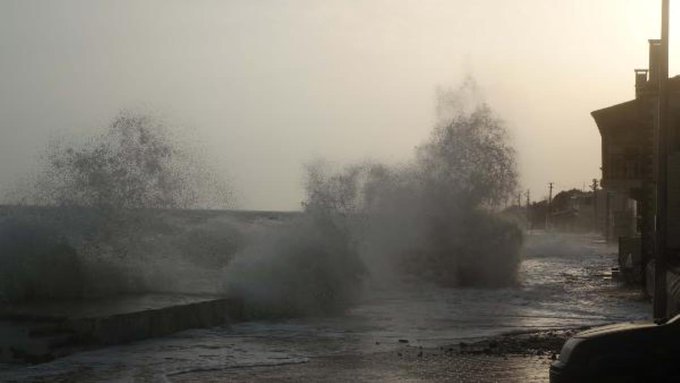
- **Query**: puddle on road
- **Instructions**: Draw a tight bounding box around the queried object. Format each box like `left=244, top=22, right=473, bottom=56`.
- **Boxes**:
left=0, top=232, right=651, bottom=382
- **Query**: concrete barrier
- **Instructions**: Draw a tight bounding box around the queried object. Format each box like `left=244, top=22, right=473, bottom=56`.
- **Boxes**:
left=0, top=294, right=243, bottom=363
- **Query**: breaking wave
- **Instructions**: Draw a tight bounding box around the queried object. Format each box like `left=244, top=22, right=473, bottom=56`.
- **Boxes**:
left=0, top=112, right=236, bottom=303
left=0, top=217, right=82, bottom=303
left=224, top=79, right=523, bottom=317
left=2, top=79, right=523, bottom=318
left=225, top=211, right=365, bottom=318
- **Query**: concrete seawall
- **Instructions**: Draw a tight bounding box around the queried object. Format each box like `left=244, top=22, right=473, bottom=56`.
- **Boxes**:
left=0, top=294, right=243, bottom=363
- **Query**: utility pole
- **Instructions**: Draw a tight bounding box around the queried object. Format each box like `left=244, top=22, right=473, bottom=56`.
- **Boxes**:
left=526, top=189, right=531, bottom=229
left=547, top=182, right=554, bottom=230
left=654, top=0, right=670, bottom=321
left=526, top=189, right=531, bottom=207
left=591, top=179, right=599, bottom=233
left=605, top=191, right=611, bottom=242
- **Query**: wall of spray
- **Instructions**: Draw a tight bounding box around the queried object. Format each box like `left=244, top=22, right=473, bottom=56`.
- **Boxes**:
left=225, top=79, right=523, bottom=317
left=1, top=80, right=523, bottom=317
left=0, top=112, right=236, bottom=303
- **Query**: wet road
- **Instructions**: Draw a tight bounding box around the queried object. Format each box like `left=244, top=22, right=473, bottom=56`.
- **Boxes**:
left=0, top=232, right=651, bottom=382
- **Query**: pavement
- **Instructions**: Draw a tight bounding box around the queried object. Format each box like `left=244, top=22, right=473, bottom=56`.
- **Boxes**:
left=0, top=294, right=236, bottom=364
left=0, top=232, right=650, bottom=382
left=170, top=329, right=579, bottom=383
left=170, top=348, right=551, bottom=383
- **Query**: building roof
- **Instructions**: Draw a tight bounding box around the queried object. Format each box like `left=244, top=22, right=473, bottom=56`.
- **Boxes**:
left=591, top=99, right=639, bottom=134
left=591, top=75, right=680, bottom=134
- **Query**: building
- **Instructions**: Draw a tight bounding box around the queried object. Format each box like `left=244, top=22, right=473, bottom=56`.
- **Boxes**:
left=592, top=39, right=680, bottom=316
left=547, top=189, right=598, bottom=232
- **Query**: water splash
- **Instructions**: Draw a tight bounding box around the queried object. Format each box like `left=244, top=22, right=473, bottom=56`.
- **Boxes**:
left=0, top=112, right=235, bottom=302
left=224, top=79, right=523, bottom=317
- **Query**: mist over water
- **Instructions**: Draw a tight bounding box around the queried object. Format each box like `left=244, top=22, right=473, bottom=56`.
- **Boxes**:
left=32, top=111, right=231, bottom=210
left=226, top=80, right=523, bottom=316
left=0, top=112, right=236, bottom=302
left=225, top=210, right=365, bottom=318
left=1, top=80, right=523, bottom=319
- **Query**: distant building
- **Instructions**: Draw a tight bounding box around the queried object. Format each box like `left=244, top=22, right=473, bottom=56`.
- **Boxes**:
left=547, top=189, right=596, bottom=232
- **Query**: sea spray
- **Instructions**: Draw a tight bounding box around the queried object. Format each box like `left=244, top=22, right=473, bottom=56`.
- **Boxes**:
left=1, top=78, right=522, bottom=314
left=224, top=165, right=366, bottom=318
left=320, top=81, right=522, bottom=287
left=395, top=96, right=521, bottom=286
left=315, top=91, right=521, bottom=287
left=224, top=79, right=523, bottom=317
left=34, top=111, right=229, bottom=209
left=0, top=217, right=82, bottom=303
left=297, top=158, right=522, bottom=289
left=0, top=112, right=235, bottom=302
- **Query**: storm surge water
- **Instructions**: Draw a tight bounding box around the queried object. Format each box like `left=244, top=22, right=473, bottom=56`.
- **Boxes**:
left=225, top=165, right=367, bottom=318
left=1, top=79, right=523, bottom=317
left=225, top=211, right=365, bottom=318
left=225, top=79, right=523, bottom=317
left=356, top=96, right=522, bottom=288
left=0, top=111, right=235, bottom=303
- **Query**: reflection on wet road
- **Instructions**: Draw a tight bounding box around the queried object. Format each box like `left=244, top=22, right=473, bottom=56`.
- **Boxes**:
left=0, top=232, right=650, bottom=382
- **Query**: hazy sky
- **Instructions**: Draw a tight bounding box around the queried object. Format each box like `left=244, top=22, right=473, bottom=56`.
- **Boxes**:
left=0, top=1, right=675, bottom=210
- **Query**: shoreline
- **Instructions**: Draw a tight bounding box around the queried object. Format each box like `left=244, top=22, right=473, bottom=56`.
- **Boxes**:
left=170, top=326, right=594, bottom=383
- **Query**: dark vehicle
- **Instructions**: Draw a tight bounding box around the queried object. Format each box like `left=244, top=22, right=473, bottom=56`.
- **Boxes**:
left=550, top=315, right=680, bottom=382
